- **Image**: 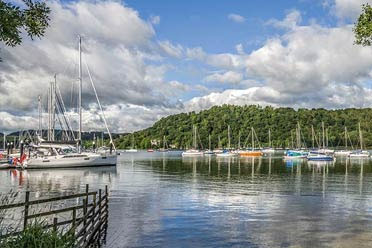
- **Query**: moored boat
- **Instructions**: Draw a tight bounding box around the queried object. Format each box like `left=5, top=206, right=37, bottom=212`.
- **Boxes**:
left=349, top=150, right=370, bottom=158
left=181, top=125, right=204, bottom=157
left=307, top=151, right=334, bottom=161
left=216, top=150, right=238, bottom=157
left=283, top=150, right=308, bottom=160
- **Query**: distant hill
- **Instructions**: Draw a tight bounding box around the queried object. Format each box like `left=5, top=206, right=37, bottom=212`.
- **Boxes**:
left=0, top=130, right=124, bottom=148
left=115, top=105, right=372, bottom=149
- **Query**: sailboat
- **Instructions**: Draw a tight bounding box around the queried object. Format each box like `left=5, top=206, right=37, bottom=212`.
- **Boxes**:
left=125, top=134, right=138, bottom=152
left=182, top=125, right=204, bottom=156
left=204, top=134, right=214, bottom=155
left=212, top=135, right=224, bottom=154
left=239, top=127, right=263, bottom=157
left=349, top=122, right=370, bottom=158
left=307, top=122, right=334, bottom=161
left=334, top=126, right=352, bottom=156
left=216, top=125, right=238, bottom=157
left=262, top=129, right=275, bottom=153
left=284, top=123, right=308, bottom=160
left=158, top=135, right=169, bottom=152
left=24, top=37, right=117, bottom=168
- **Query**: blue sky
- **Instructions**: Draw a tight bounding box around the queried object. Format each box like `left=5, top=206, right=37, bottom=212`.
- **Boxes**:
left=2, top=0, right=372, bottom=132
left=126, top=0, right=334, bottom=53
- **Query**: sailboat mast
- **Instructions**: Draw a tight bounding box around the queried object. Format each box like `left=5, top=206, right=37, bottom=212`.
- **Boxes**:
left=359, top=122, right=363, bottom=150
left=228, top=125, right=231, bottom=149
left=311, top=125, right=314, bottom=148
left=38, top=95, right=42, bottom=138
left=251, top=127, right=254, bottom=150
left=238, top=132, right=241, bottom=149
left=47, top=84, right=50, bottom=141
left=269, top=129, right=271, bottom=148
left=209, top=134, right=211, bottom=150
left=345, top=126, right=347, bottom=149
left=78, top=36, right=82, bottom=146
left=322, top=122, right=325, bottom=149
left=52, top=74, right=56, bottom=141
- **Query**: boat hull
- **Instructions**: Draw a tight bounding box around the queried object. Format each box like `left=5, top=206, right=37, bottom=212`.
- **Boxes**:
left=216, top=153, right=238, bottom=157
left=182, top=150, right=204, bottom=156
left=239, top=151, right=263, bottom=157
left=307, top=156, right=334, bottom=161
left=283, top=155, right=306, bottom=160
left=25, top=154, right=117, bottom=169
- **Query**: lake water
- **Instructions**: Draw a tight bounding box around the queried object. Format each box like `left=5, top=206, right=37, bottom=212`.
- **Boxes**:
left=1, top=151, right=372, bottom=247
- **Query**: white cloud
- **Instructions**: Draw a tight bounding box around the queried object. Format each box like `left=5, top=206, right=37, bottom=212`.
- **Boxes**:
left=158, top=40, right=184, bottom=58
left=186, top=47, right=245, bottom=69
left=327, top=0, right=372, bottom=20
left=204, top=71, right=243, bottom=84
left=185, top=10, right=372, bottom=112
left=267, top=10, right=301, bottom=29
left=235, top=43, right=245, bottom=55
left=228, top=13, right=246, bottom=23
left=150, top=15, right=160, bottom=25
left=0, top=1, right=189, bottom=133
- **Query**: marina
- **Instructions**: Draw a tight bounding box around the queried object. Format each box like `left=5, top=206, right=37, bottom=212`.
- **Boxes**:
left=2, top=0, right=372, bottom=247
left=1, top=151, right=372, bottom=247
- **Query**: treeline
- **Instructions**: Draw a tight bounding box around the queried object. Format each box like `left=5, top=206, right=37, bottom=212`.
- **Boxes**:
left=115, top=105, right=372, bottom=149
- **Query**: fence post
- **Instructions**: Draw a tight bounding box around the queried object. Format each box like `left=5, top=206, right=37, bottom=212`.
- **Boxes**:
left=23, top=191, right=30, bottom=230
left=53, top=217, right=58, bottom=232
left=104, top=185, right=109, bottom=242
left=85, top=184, right=89, bottom=205
left=72, top=207, right=76, bottom=236
left=98, top=189, right=102, bottom=244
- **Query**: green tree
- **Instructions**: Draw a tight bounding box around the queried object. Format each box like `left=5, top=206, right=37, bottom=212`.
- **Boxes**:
left=0, top=0, right=50, bottom=60
left=354, top=3, right=372, bottom=46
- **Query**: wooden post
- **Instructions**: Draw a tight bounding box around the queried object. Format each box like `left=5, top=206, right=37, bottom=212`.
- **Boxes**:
left=98, top=189, right=102, bottom=243
left=72, top=207, right=76, bottom=236
left=53, top=217, right=58, bottom=232
left=85, top=184, right=89, bottom=205
left=83, top=198, right=87, bottom=226
left=23, top=191, right=30, bottom=230
left=104, top=185, right=108, bottom=242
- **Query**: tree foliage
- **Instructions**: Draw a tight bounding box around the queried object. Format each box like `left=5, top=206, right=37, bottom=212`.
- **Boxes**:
left=354, top=3, right=372, bottom=46
left=0, top=0, right=50, bottom=59
left=115, top=105, right=372, bottom=150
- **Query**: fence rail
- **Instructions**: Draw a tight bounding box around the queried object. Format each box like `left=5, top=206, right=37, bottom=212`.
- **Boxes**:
left=0, top=184, right=109, bottom=247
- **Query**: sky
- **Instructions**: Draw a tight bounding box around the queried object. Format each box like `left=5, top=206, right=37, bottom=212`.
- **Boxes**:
left=1, top=0, right=372, bottom=133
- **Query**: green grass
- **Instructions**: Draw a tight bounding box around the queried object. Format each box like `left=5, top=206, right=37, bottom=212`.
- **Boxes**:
left=0, top=223, right=75, bottom=248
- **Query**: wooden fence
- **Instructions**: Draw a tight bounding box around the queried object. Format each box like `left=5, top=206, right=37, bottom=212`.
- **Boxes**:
left=0, top=184, right=109, bottom=247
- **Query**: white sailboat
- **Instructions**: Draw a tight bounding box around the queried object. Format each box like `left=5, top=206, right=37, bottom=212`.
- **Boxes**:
left=334, top=126, right=352, bottom=156
left=349, top=122, right=370, bottom=158
left=24, top=37, right=117, bottom=168
left=216, top=125, right=237, bottom=157
left=262, top=129, right=275, bottom=153
left=182, top=125, right=204, bottom=156
left=125, top=134, right=138, bottom=152
left=212, top=135, right=224, bottom=154
left=158, top=135, right=169, bottom=152
left=307, top=122, right=334, bottom=161
left=204, top=134, right=214, bottom=155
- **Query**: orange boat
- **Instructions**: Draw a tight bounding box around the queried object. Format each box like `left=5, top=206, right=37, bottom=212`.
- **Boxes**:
left=239, top=151, right=263, bottom=157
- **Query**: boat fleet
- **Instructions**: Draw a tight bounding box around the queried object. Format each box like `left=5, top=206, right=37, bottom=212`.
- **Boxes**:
left=159, top=121, right=371, bottom=162
left=0, top=37, right=117, bottom=169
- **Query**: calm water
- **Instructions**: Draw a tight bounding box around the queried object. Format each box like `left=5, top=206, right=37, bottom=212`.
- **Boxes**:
left=1, top=152, right=372, bottom=247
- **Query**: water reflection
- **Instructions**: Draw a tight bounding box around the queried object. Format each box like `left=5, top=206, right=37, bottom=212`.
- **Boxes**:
left=1, top=152, right=372, bottom=247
